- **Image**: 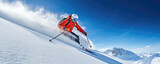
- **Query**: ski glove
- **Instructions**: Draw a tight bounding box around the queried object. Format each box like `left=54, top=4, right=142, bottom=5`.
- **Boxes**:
left=83, top=32, right=87, bottom=36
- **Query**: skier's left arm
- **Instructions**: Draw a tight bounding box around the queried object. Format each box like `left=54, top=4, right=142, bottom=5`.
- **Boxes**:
left=75, top=22, right=87, bottom=36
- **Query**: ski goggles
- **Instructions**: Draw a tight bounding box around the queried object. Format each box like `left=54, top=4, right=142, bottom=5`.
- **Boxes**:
left=74, top=18, right=78, bottom=21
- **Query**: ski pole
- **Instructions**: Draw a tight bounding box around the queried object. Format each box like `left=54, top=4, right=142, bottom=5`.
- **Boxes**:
left=49, top=31, right=65, bottom=42
left=86, top=36, right=92, bottom=48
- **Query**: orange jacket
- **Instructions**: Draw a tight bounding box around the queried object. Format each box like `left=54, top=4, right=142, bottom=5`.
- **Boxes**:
left=58, top=15, right=85, bottom=34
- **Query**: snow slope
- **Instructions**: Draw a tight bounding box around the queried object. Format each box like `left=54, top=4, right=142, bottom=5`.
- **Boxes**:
left=0, top=14, right=127, bottom=64
left=0, top=1, right=127, bottom=64
left=0, top=18, right=108, bottom=64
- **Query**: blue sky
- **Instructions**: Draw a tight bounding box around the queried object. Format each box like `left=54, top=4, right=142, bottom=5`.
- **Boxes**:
left=22, top=0, right=160, bottom=50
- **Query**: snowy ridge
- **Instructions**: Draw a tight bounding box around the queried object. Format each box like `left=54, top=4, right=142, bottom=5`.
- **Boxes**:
left=102, top=48, right=160, bottom=64
left=134, top=52, right=160, bottom=64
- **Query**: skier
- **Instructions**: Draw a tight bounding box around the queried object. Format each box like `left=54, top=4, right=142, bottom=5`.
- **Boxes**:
left=58, top=14, right=87, bottom=45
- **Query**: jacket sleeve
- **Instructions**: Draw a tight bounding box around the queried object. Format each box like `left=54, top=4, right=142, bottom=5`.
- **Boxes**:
left=58, top=19, right=68, bottom=30
left=75, top=22, right=85, bottom=34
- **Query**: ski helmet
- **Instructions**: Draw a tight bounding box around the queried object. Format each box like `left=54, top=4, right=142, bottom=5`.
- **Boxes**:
left=71, top=14, right=78, bottom=21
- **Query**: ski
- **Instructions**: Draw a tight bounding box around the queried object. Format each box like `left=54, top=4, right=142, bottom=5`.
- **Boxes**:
left=79, top=44, right=95, bottom=54
left=84, top=48, right=95, bottom=54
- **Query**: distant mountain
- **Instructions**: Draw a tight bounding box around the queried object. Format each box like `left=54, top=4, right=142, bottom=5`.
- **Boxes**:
left=103, top=47, right=141, bottom=61
left=103, top=48, right=113, bottom=55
